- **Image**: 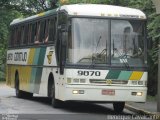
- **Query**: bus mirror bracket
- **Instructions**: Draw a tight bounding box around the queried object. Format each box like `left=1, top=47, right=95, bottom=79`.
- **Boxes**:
left=60, top=31, right=67, bottom=75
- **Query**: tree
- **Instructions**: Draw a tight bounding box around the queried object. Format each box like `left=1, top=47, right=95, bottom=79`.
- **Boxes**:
left=124, top=0, right=159, bottom=95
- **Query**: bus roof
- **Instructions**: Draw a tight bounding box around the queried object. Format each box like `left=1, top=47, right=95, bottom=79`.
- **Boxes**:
left=10, top=4, right=146, bottom=25
left=10, top=9, right=57, bottom=25
left=60, top=4, right=146, bottom=19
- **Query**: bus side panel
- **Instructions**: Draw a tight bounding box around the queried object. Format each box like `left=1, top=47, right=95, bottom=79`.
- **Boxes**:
left=6, top=46, right=57, bottom=95
left=6, top=65, right=15, bottom=88
left=39, top=46, right=58, bottom=96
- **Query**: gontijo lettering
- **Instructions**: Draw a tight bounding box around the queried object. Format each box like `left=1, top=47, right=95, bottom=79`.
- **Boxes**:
left=14, top=52, right=27, bottom=62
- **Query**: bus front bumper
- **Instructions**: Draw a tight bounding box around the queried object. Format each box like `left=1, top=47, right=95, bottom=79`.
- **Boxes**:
left=61, top=85, right=147, bottom=102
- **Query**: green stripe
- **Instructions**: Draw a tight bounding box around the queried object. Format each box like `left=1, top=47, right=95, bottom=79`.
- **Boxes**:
left=37, top=47, right=46, bottom=66
left=30, top=67, right=37, bottom=92
left=29, top=47, right=47, bottom=93
left=33, top=48, right=41, bottom=65
left=34, top=68, right=43, bottom=93
left=106, top=70, right=121, bottom=79
left=34, top=47, right=46, bottom=93
left=118, top=71, right=132, bottom=80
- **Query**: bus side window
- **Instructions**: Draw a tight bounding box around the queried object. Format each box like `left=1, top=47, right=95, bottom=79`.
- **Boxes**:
left=28, top=24, right=32, bottom=44
left=48, top=17, right=56, bottom=43
left=44, top=19, right=49, bottom=43
left=34, top=22, right=41, bottom=44
left=21, top=26, right=25, bottom=46
left=17, top=27, right=21, bottom=46
left=11, top=27, right=15, bottom=47
left=14, top=27, right=18, bottom=47
left=31, top=23, right=36, bottom=44
left=23, top=24, right=29, bottom=45
left=39, top=20, right=45, bottom=43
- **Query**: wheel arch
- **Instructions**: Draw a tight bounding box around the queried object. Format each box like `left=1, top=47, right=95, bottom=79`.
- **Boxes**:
left=47, top=72, right=54, bottom=97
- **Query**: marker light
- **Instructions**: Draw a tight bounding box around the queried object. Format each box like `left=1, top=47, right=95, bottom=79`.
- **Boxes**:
left=80, top=79, right=86, bottom=83
left=73, top=79, right=79, bottom=83
left=67, top=78, right=72, bottom=84
left=132, top=81, right=137, bottom=85
left=138, top=81, right=143, bottom=85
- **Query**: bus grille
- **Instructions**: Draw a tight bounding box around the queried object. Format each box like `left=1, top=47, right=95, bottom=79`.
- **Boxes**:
left=89, top=79, right=128, bottom=85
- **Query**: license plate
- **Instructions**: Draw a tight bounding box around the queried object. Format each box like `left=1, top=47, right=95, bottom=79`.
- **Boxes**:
left=102, top=89, right=115, bottom=95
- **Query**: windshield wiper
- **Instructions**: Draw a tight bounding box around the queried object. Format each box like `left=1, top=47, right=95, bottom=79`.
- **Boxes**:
left=89, top=36, right=102, bottom=68
left=114, top=48, right=130, bottom=70
left=95, top=36, right=102, bottom=53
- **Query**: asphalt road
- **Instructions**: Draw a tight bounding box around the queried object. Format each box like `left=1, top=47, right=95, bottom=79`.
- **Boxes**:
left=0, top=83, right=154, bottom=120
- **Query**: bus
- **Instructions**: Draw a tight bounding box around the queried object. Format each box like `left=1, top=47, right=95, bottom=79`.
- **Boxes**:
left=6, top=4, right=148, bottom=113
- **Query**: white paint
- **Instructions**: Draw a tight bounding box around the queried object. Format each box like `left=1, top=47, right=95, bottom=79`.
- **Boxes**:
left=11, top=4, right=146, bottom=25
left=43, top=46, right=57, bottom=66
left=60, top=4, right=146, bottom=18
left=7, top=49, right=29, bottom=65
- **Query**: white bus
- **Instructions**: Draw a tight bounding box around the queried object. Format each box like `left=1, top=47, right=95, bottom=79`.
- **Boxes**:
left=6, top=4, right=148, bottom=113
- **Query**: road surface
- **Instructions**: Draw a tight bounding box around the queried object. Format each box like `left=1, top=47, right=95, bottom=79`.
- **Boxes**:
left=0, top=83, right=153, bottom=120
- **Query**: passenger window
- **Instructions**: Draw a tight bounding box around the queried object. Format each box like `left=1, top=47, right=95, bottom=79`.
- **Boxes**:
left=44, top=19, right=49, bottom=43
left=31, top=23, right=36, bottom=44
left=21, top=26, right=25, bottom=45
left=48, top=17, right=56, bottom=43
left=34, top=22, right=41, bottom=44
left=23, top=25, right=29, bottom=45
left=14, top=27, right=18, bottom=46
left=40, top=20, right=45, bottom=43
left=17, top=27, right=21, bottom=46
left=28, top=24, right=32, bottom=44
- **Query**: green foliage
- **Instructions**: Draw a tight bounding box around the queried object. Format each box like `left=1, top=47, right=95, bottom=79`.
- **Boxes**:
left=0, top=1, right=23, bottom=81
left=0, top=71, right=5, bottom=81
left=127, top=0, right=159, bottom=95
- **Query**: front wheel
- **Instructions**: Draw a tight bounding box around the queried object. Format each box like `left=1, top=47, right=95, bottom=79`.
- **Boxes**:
left=51, top=82, right=63, bottom=108
left=113, top=102, right=125, bottom=113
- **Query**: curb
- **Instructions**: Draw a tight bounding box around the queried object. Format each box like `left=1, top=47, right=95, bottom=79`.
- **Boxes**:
left=125, top=104, right=158, bottom=115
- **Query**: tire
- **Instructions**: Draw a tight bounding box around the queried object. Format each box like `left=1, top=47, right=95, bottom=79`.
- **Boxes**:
left=113, top=102, right=125, bottom=113
left=51, top=82, right=63, bottom=108
left=15, top=74, right=33, bottom=98
left=24, top=92, right=33, bottom=99
left=15, top=74, right=24, bottom=98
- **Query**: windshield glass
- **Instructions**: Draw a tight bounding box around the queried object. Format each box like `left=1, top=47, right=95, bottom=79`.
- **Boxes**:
left=66, top=18, right=146, bottom=67
left=67, top=18, right=109, bottom=65
left=111, top=20, right=145, bottom=67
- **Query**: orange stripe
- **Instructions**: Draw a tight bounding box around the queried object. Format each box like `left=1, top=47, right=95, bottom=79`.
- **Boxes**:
left=129, top=71, right=144, bottom=80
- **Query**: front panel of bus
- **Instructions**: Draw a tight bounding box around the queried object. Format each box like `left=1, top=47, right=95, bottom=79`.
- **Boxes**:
left=58, top=15, right=148, bottom=102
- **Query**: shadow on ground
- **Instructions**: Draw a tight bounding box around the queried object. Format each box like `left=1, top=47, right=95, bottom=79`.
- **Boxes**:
left=15, top=96, right=132, bottom=115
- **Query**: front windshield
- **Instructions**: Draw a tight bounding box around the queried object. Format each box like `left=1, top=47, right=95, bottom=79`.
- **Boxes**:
left=67, top=18, right=109, bottom=65
left=67, top=18, right=146, bottom=67
left=111, top=20, right=145, bottom=67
